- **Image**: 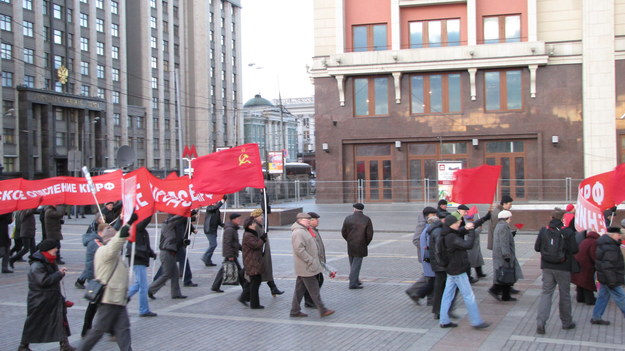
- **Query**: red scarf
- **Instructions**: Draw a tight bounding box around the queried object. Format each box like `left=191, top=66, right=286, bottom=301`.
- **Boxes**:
left=307, top=227, right=316, bottom=238
left=41, top=251, right=57, bottom=264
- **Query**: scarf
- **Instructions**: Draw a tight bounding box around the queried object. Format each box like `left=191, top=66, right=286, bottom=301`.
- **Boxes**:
left=41, top=251, right=57, bottom=264
left=307, top=227, right=316, bottom=238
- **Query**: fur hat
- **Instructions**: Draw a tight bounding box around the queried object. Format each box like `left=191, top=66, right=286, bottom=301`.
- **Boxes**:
left=551, top=208, right=565, bottom=221
left=38, top=239, right=57, bottom=252
left=498, top=210, right=512, bottom=219
left=444, top=214, right=460, bottom=227
left=250, top=208, right=263, bottom=218
left=353, top=203, right=364, bottom=211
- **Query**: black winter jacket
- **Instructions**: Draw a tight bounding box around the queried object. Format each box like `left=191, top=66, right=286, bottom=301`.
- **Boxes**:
left=595, top=234, right=625, bottom=288
left=126, top=216, right=155, bottom=266
left=442, top=226, right=475, bottom=276
left=427, top=220, right=445, bottom=272
left=534, top=219, right=579, bottom=271
left=159, top=215, right=187, bottom=252
left=222, top=221, right=242, bottom=259
left=203, top=201, right=224, bottom=235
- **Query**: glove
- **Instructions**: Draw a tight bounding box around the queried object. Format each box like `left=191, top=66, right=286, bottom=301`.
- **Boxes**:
left=504, top=257, right=511, bottom=263
left=127, top=212, right=139, bottom=225
left=260, top=233, right=268, bottom=242
left=190, top=209, right=198, bottom=216
left=183, top=239, right=191, bottom=246
left=149, top=251, right=157, bottom=259
left=222, top=194, right=228, bottom=201
left=511, top=230, right=517, bottom=237
left=119, top=225, right=131, bottom=238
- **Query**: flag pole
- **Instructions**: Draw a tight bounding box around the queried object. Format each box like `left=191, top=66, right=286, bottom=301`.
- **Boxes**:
left=181, top=157, right=195, bottom=284
left=151, top=212, right=160, bottom=279
left=263, top=188, right=268, bottom=230
left=81, top=166, right=104, bottom=219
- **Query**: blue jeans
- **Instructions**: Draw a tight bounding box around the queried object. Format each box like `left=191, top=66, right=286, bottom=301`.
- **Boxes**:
left=128, top=265, right=151, bottom=315
left=592, top=283, right=625, bottom=319
left=440, top=272, right=483, bottom=326
left=202, top=233, right=218, bottom=264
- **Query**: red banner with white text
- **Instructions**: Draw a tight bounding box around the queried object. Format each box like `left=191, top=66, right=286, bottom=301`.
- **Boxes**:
left=575, top=171, right=616, bottom=233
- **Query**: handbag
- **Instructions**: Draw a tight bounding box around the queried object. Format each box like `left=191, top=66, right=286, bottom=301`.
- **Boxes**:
left=496, top=265, right=516, bottom=285
left=222, top=260, right=239, bottom=285
left=84, top=256, right=120, bottom=303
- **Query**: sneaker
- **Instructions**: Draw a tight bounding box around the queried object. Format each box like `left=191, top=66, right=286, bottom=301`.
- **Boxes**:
left=139, top=312, right=158, bottom=317
left=590, top=318, right=610, bottom=325
left=562, top=322, right=576, bottom=330
left=536, top=325, right=545, bottom=334
left=440, top=322, right=458, bottom=328
left=473, top=322, right=490, bottom=329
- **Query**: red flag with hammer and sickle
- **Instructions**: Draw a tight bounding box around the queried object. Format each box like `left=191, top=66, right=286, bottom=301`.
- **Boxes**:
left=191, top=143, right=265, bottom=194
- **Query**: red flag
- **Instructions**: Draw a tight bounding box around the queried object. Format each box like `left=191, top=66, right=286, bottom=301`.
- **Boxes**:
left=467, top=206, right=479, bottom=217
left=613, top=164, right=625, bottom=205
left=575, top=170, right=616, bottom=233
left=191, top=143, right=265, bottom=194
left=450, top=165, right=501, bottom=204
left=514, top=223, right=525, bottom=230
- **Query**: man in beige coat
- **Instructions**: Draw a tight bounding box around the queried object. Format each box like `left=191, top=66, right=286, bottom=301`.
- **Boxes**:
left=289, top=213, right=335, bottom=318
left=79, top=214, right=137, bottom=351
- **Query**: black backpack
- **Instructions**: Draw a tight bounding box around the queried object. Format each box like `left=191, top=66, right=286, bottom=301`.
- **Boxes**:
left=539, top=226, right=566, bottom=264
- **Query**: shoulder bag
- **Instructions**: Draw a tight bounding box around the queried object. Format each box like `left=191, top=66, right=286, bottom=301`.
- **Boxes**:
left=84, top=257, right=120, bottom=304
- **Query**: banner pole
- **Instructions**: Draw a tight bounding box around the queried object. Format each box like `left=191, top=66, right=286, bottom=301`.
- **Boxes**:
left=129, top=241, right=136, bottom=283
left=82, top=166, right=104, bottom=219
left=263, top=188, right=268, bottom=230
left=151, top=212, right=160, bottom=280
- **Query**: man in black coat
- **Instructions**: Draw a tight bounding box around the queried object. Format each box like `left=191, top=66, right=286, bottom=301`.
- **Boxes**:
left=590, top=227, right=625, bottom=325
left=10, top=208, right=38, bottom=266
left=0, top=211, right=13, bottom=273
left=438, top=215, right=489, bottom=329
left=341, top=203, right=373, bottom=289
left=534, top=208, right=579, bottom=334
left=202, top=196, right=226, bottom=266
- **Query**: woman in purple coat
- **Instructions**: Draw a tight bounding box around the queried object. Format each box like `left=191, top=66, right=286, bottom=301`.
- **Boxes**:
left=571, top=230, right=600, bottom=305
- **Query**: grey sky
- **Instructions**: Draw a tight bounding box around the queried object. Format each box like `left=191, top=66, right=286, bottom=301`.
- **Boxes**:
left=241, top=0, right=314, bottom=102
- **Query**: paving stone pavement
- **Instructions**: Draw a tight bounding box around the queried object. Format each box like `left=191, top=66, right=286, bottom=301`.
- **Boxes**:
left=0, top=200, right=623, bottom=351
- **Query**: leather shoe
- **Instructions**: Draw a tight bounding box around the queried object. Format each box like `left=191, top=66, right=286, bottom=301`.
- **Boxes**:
left=590, top=318, right=610, bottom=325
left=510, top=287, right=521, bottom=294
left=502, top=297, right=518, bottom=302
left=473, top=322, right=490, bottom=329
left=139, top=312, right=158, bottom=317
left=184, top=282, right=198, bottom=287
left=562, top=322, right=576, bottom=330
left=148, top=292, right=156, bottom=300
left=211, top=288, right=224, bottom=293
left=321, top=309, right=335, bottom=317
left=2, top=268, right=13, bottom=273
left=238, top=296, right=248, bottom=306
left=250, top=305, right=265, bottom=309
left=172, top=295, right=187, bottom=299
left=349, top=286, right=363, bottom=289
left=440, top=322, right=458, bottom=328
left=469, top=277, right=479, bottom=284
left=203, top=261, right=217, bottom=267
left=536, top=325, right=545, bottom=334
left=488, top=289, right=502, bottom=301
left=290, top=312, right=308, bottom=317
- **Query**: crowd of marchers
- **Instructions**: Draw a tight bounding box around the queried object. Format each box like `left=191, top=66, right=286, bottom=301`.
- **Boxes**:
left=2, top=195, right=625, bottom=350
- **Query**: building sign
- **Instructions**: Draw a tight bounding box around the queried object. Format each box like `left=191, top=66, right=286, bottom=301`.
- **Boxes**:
left=267, top=151, right=283, bottom=174
left=437, top=161, right=463, bottom=202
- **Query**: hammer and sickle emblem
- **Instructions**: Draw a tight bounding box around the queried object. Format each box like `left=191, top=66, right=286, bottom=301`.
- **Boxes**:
left=238, top=153, right=251, bottom=166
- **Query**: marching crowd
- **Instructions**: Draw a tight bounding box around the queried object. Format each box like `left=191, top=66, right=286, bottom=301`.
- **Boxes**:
left=2, top=196, right=625, bottom=350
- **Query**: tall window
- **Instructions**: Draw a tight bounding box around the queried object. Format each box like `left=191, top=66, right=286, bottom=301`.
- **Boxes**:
left=352, top=24, right=387, bottom=52
left=80, top=37, right=89, bottom=51
left=411, top=73, right=461, bottom=114
left=483, top=15, right=521, bottom=44
left=97, top=65, right=104, bottom=78
left=96, top=0, right=103, bottom=9
left=96, top=41, right=104, bottom=55
left=53, top=30, right=63, bottom=44
left=0, top=43, right=11, bottom=60
left=23, top=0, right=33, bottom=10
left=111, top=68, right=119, bottom=82
left=111, top=23, right=119, bottom=37
left=485, top=70, right=522, bottom=111
left=96, top=18, right=104, bottom=32
left=112, top=46, right=119, bottom=59
left=80, top=13, right=88, bottom=28
left=151, top=57, right=157, bottom=68
left=97, top=88, right=104, bottom=99
left=53, top=4, right=62, bottom=19
left=150, top=16, right=157, bottom=29
left=80, top=61, right=89, bottom=75
left=23, top=75, right=34, bottom=88
left=23, top=21, right=33, bottom=37
left=112, top=91, right=120, bottom=104
left=111, top=1, right=118, bottom=15
left=0, top=15, right=12, bottom=31
left=81, top=85, right=90, bottom=96
left=23, top=48, right=34, bottom=64
left=113, top=113, right=120, bottom=125
left=1, top=72, right=13, bottom=87
left=354, top=77, right=389, bottom=117
left=410, top=19, right=460, bottom=48
left=151, top=77, right=158, bottom=89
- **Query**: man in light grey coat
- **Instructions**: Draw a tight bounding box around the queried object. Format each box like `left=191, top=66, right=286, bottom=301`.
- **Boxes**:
left=289, top=213, right=335, bottom=318
left=79, top=214, right=137, bottom=351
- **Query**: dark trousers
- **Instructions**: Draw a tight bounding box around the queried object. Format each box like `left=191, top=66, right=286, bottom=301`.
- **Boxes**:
left=0, top=246, right=10, bottom=271
left=490, top=283, right=512, bottom=300
left=304, top=273, right=324, bottom=306
left=10, top=237, right=23, bottom=255
left=211, top=259, right=248, bottom=292
left=10, top=237, right=35, bottom=262
left=576, top=286, right=596, bottom=304
left=81, top=302, right=99, bottom=337
left=154, top=249, right=192, bottom=284
left=243, top=274, right=262, bottom=308
left=292, top=275, right=328, bottom=315
left=78, top=304, right=131, bottom=351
